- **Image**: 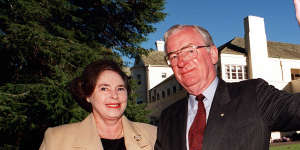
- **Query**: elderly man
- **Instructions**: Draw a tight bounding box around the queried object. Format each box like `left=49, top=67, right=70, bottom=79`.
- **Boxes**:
left=154, top=25, right=300, bottom=150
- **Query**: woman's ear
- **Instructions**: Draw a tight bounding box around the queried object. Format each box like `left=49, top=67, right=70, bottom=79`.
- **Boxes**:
left=86, top=98, right=91, bottom=103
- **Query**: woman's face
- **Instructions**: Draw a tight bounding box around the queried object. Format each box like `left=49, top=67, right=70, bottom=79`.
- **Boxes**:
left=87, top=70, right=127, bottom=121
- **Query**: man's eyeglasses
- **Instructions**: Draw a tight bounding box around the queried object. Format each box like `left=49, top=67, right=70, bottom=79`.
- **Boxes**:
left=165, top=45, right=210, bottom=66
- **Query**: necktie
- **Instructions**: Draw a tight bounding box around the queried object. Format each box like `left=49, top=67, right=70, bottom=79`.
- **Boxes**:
left=188, top=94, right=206, bottom=150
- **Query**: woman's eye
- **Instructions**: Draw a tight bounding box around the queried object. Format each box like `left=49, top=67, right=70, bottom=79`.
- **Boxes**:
left=118, top=88, right=126, bottom=91
left=100, top=87, right=108, bottom=91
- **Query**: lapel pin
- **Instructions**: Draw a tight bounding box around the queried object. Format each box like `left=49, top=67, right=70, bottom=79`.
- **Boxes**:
left=134, top=135, right=142, bottom=141
left=220, top=113, right=225, bottom=117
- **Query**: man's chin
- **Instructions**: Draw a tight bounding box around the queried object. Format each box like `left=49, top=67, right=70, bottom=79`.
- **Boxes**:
left=184, top=83, right=202, bottom=95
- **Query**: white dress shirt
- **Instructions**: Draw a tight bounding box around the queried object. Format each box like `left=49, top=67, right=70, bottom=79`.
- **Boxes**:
left=186, top=77, right=219, bottom=150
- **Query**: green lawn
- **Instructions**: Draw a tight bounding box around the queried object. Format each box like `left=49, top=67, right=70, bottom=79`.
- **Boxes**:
left=270, top=143, right=300, bottom=150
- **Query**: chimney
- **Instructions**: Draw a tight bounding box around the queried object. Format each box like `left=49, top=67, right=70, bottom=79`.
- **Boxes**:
left=244, top=16, right=269, bottom=80
left=155, top=40, right=165, bottom=51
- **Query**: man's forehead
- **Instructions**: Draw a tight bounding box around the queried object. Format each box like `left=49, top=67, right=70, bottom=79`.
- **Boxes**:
left=166, top=32, right=204, bottom=52
left=168, top=43, right=195, bottom=53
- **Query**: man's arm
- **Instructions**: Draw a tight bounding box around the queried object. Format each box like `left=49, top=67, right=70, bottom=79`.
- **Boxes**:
left=256, top=79, right=300, bottom=131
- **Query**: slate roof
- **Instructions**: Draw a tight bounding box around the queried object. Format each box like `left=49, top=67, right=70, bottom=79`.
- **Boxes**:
left=139, top=50, right=168, bottom=65
left=218, top=37, right=300, bottom=60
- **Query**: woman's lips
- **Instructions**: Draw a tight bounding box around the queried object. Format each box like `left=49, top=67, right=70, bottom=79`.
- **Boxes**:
left=106, top=103, right=121, bottom=108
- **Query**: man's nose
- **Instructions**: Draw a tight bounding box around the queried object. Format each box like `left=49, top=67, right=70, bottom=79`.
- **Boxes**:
left=177, top=54, right=189, bottom=67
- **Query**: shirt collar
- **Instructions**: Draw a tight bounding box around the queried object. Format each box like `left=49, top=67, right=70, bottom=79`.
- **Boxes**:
left=188, top=77, right=219, bottom=108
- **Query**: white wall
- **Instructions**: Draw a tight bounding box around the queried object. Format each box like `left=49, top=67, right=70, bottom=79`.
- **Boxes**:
left=244, top=16, right=269, bottom=80
left=220, top=54, right=300, bottom=91
left=148, top=66, right=173, bottom=89
left=281, top=59, right=300, bottom=81
left=265, top=58, right=300, bottom=90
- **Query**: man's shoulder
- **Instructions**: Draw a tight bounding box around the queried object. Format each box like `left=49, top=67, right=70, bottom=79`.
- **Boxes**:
left=222, top=78, right=270, bottom=97
left=226, top=78, right=266, bottom=88
left=161, top=97, right=187, bottom=116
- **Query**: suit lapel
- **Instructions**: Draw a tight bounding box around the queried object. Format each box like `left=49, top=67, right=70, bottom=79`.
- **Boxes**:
left=174, top=98, right=188, bottom=150
left=72, top=114, right=103, bottom=150
left=202, top=79, right=232, bottom=150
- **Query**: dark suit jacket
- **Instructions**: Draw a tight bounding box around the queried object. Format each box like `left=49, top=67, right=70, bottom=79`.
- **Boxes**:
left=155, top=78, right=300, bottom=150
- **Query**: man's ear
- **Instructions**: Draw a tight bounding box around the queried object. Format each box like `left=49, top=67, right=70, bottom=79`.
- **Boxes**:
left=209, top=46, right=218, bottom=64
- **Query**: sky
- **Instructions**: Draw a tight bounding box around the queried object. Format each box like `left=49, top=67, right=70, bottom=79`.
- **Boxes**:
left=124, top=0, right=300, bottom=66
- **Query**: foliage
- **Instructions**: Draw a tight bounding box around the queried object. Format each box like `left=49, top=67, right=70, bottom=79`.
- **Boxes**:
left=125, top=79, right=150, bottom=123
left=0, top=0, right=166, bottom=149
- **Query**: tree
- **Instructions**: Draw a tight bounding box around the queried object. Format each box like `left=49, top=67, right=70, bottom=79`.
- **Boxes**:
left=125, top=79, right=150, bottom=123
left=0, top=0, right=166, bottom=149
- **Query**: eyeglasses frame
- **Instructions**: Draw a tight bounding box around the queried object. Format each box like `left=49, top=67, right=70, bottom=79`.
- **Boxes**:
left=165, top=45, right=210, bottom=66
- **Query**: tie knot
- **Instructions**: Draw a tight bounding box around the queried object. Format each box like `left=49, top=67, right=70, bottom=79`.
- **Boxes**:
left=196, top=94, right=205, bottom=101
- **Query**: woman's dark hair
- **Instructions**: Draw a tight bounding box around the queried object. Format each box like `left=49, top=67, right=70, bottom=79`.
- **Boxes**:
left=69, top=59, right=130, bottom=112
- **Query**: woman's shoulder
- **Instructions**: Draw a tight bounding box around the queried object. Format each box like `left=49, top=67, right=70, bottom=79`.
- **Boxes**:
left=46, top=122, right=81, bottom=135
left=40, top=122, right=81, bottom=148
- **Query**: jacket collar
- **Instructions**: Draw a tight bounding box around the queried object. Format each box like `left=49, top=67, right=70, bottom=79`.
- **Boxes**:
left=71, top=114, right=152, bottom=150
left=72, top=113, right=103, bottom=150
left=122, top=116, right=153, bottom=150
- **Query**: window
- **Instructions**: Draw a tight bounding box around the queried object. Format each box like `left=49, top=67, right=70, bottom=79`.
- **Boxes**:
left=162, top=73, right=167, bottom=78
left=244, top=66, right=248, bottom=79
left=157, top=93, right=160, bottom=100
left=224, top=64, right=248, bottom=80
left=167, top=88, right=170, bottom=96
left=231, top=66, right=237, bottom=79
left=291, top=69, right=300, bottom=80
left=173, top=86, right=177, bottom=94
left=136, top=98, right=143, bottom=104
left=137, top=74, right=141, bottom=85
left=149, top=92, right=152, bottom=102
left=162, top=91, right=165, bottom=98
left=153, top=90, right=157, bottom=101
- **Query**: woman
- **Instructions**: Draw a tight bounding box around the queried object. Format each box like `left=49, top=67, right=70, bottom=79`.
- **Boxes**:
left=39, top=59, right=156, bottom=150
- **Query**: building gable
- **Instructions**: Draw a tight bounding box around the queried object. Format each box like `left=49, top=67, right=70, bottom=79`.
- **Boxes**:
left=219, top=37, right=300, bottom=60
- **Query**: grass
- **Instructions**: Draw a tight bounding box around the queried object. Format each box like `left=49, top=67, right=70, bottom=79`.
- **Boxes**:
left=270, top=143, right=300, bottom=150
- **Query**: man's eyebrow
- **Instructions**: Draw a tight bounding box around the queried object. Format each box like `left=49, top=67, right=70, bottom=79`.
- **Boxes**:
left=179, top=43, right=195, bottom=51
